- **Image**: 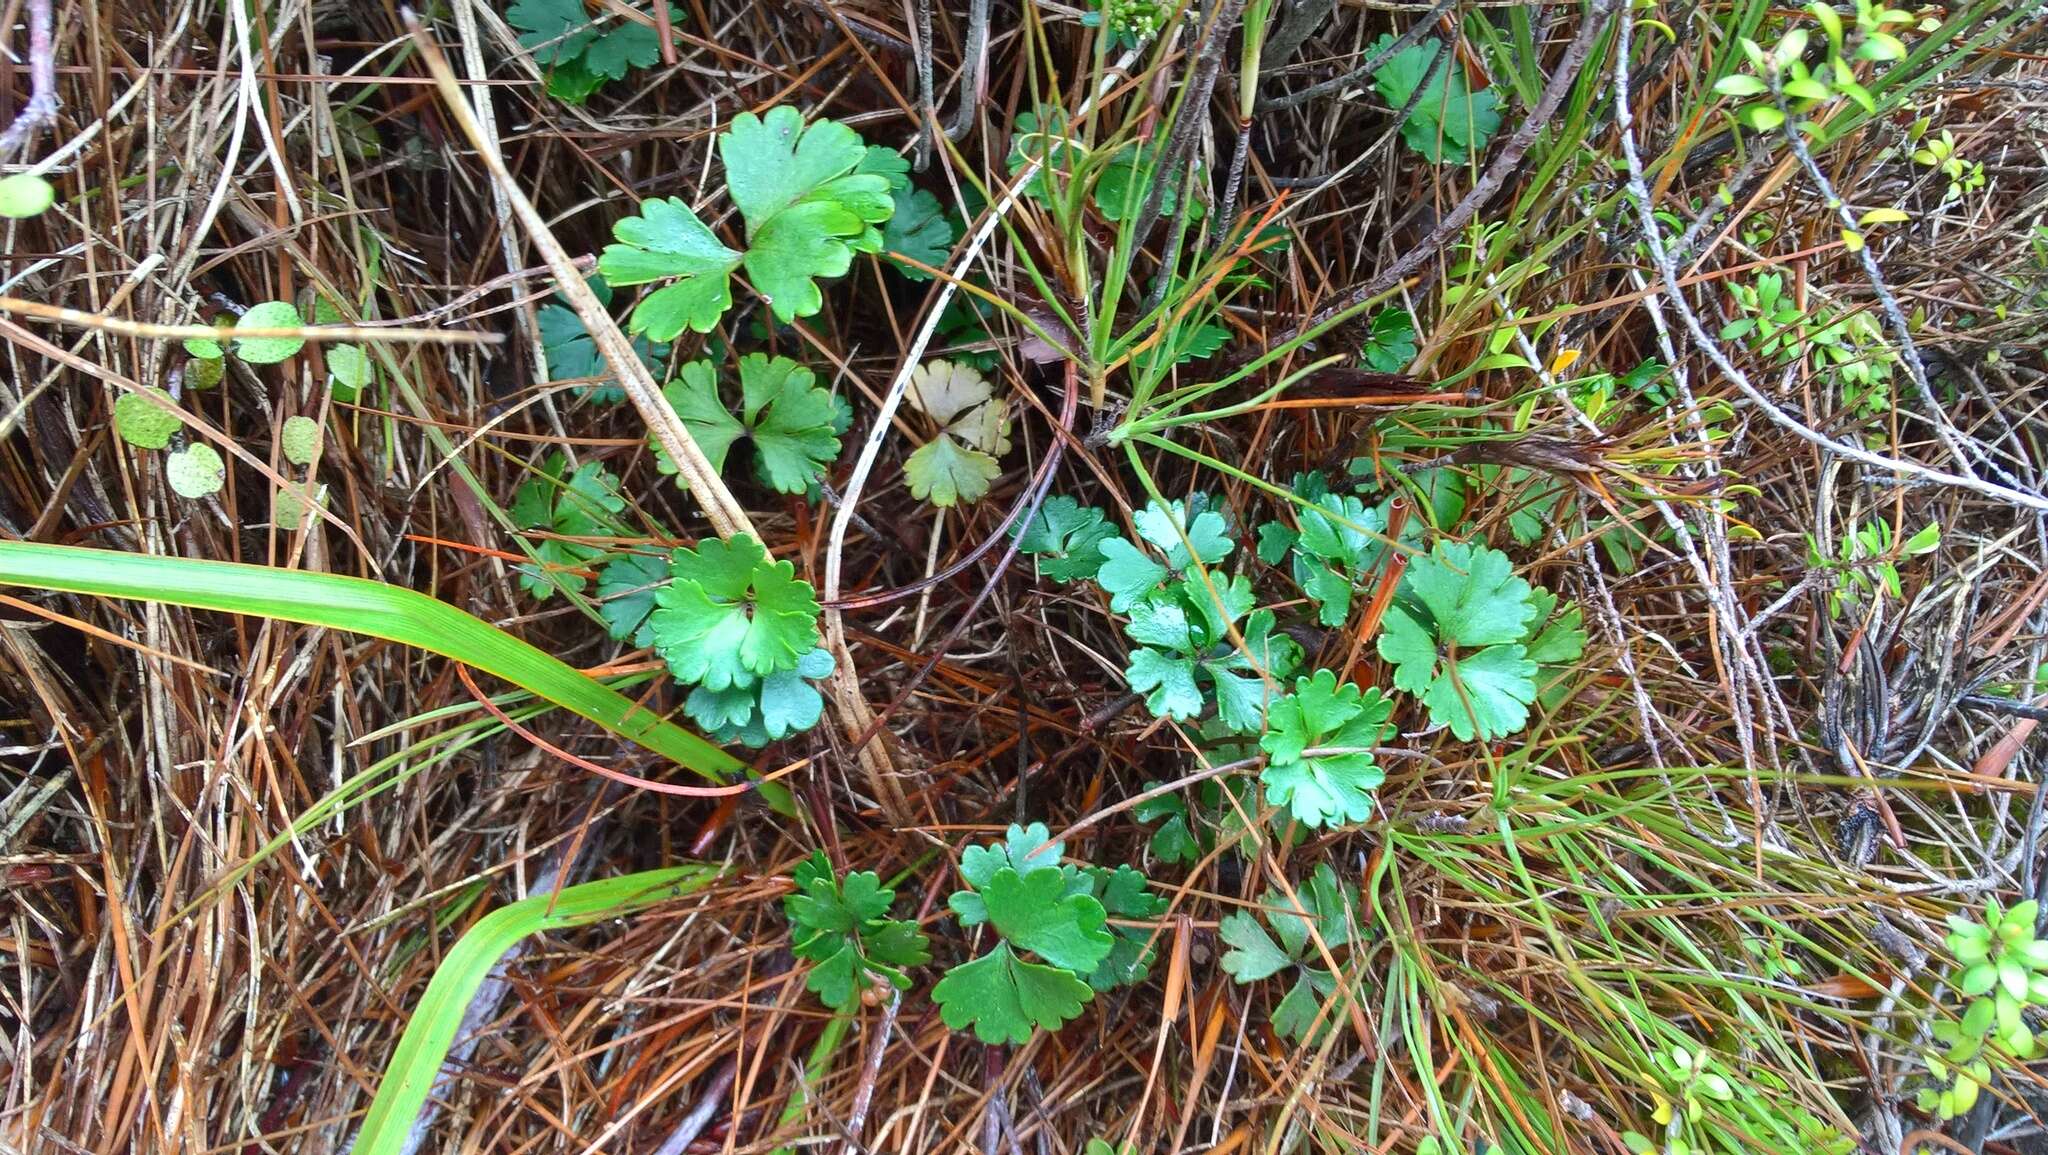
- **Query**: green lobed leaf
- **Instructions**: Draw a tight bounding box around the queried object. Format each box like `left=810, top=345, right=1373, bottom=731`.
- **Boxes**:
left=595, top=549, right=668, bottom=646
left=1083, top=865, right=1167, bottom=991
left=982, top=867, right=1114, bottom=974
left=883, top=186, right=956, bottom=280
left=932, top=942, right=1096, bottom=1044
left=719, top=107, right=896, bottom=322
left=1259, top=670, right=1392, bottom=828
left=598, top=198, right=743, bottom=339
left=649, top=535, right=820, bottom=691
left=1015, top=496, right=1118, bottom=583
left=785, top=850, right=930, bottom=1011
left=510, top=453, right=627, bottom=601
left=659, top=354, right=842, bottom=493
left=904, top=434, right=998, bottom=507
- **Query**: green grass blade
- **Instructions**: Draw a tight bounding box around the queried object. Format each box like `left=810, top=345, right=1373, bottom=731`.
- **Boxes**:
left=349, top=866, right=724, bottom=1155
left=0, top=541, right=742, bottom=782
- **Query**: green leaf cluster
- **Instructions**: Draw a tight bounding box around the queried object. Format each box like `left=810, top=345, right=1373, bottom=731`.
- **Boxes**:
left=1259, top=670, right=1393, bottom=829
left=933, top=824, right=1114, bottom=1043
left=1256, top=493, right=1392, bottom=627
left=903, top=359, right=1010, bottom=508
left=506, top=0, right=679, bottom=104
left=1368, top=35, right=1502, bottom=164
left=598, top=108, right=896, bottom=337
left=1218, top=864, right=1361, bottom=1042
left=509, top=452, right=628, bottom=600
left=1377, top=540, right=1543, bottom=741
left=535, top=274, right=670, bottom=403
left=1125, top=574, right=1300, bottom=730
left=658, top=354, right=843, bottom=494
left=644, top=534, right=832, bottom=746
left=785, top=850, right=930, bottom=1012
left=1921, top=898, right=2048, bottom=1118
left=1014, top=496, right=1119, bottom=583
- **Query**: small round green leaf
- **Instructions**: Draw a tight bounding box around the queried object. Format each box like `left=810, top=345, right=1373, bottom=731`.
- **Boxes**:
left=0, top=173, right=56, bottom=219
left=273, top=487, right=308, bottom=529
left=113, top=389, right=181, bottom=450
left=280, top=415, right=322, bottom=466
left=327, top=343, right=372, bottom=393
left=166, top=443, right=225, bottom=498
left=233, top=301, right=306, bottom=364
left=186, top=356, right=225, bottom=390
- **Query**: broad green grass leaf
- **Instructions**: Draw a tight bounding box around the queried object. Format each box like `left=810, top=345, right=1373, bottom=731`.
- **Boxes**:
left=350, top=867, right=722, bottom=1155
left=0, top=541, right=747, bottom=783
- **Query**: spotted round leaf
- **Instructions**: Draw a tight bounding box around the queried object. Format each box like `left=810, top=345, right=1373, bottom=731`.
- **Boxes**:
left=233, top=301, right=306, bottom=365
left=166, top=443, right=226, bottom=498
left=186, top=356, right=225, bottom=391
left=280, top=416, right=322, bottom=466
left=113, top=389, right=181, bottom=450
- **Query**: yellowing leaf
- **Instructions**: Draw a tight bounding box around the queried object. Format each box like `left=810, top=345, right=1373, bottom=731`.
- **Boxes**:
left=907, top=358, right=995, bottom=425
